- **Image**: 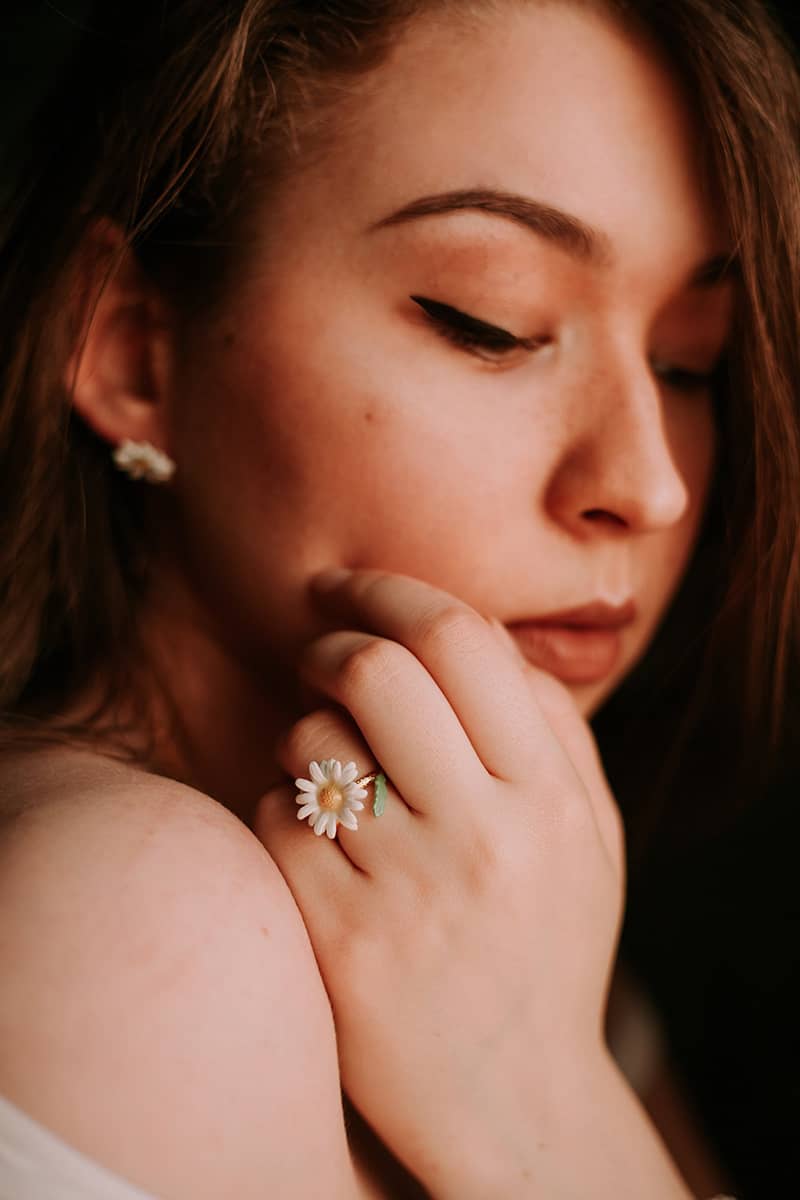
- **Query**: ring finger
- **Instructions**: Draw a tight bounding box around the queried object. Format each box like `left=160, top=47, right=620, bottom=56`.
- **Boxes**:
left=298, top=628, right=487, bottom=818
left=277, top=705, right=418, bottom=875
left=311, top=569, right=550, bottom=780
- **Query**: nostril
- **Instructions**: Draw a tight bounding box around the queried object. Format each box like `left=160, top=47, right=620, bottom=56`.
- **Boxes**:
left=582, top=508, right=628, bottom=528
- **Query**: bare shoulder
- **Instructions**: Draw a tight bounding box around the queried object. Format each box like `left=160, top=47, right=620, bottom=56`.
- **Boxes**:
left=0, top=748, right=357, bottom=1200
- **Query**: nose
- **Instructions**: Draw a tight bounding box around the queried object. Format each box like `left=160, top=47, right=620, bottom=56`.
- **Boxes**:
left=544, top=358, right=691, bottom=539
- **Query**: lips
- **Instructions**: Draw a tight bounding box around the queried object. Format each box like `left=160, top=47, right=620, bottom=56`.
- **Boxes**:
left=505, top=600, right=636, bottom=685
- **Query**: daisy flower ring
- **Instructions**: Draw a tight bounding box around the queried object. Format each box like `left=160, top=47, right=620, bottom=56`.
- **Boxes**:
left=295, top=759, right=389, bottom=838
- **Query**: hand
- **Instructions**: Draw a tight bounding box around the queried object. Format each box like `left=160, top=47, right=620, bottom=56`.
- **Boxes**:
left=256, top=569, right=628, bottom=1195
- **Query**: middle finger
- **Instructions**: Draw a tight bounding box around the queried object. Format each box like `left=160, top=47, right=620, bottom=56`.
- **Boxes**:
left=311, top=569, right=549, bottom=780
left=299, top=628, right=489, bottom=817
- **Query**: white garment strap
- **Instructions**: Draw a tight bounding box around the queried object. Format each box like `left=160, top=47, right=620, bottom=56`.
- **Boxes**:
left=0, top=1093, right=158, bottom=1200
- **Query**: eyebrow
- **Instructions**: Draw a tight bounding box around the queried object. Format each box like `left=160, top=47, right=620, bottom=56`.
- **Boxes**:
left=370, top=187, right=737, bottom=286
left=371, top=188, right=610, bottom=263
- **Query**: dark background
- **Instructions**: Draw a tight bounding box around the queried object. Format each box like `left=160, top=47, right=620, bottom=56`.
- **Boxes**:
left=1, top=3, right=798, bottom=1197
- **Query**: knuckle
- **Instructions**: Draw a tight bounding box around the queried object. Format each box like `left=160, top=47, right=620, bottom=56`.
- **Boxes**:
left=252, top=784, right=294, bottom=842
left=460, top=828, right=503, bottom=889
left=281, top=708, right=343, bottom=763
left=413, top=604, right=488, bottom=658
left=551, top=777, right=603, bottom=846
left=525, top=756, right=589, bottom=825
left=557, top=782, right=595, bottom=832
left=358, top=569, right=393, bottom=604
left=337, top=636, right=403, bottom=695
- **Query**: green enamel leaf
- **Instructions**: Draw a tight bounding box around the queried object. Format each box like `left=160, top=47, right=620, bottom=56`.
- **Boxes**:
left=373, top=773, right=387, bottom=817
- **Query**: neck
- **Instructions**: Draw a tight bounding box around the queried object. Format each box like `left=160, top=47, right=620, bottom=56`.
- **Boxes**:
left=133, top=581, right=305, bottom=826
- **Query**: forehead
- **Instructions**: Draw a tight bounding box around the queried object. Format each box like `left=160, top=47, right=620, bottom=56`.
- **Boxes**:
left=272, top=2, right=724, bottom=282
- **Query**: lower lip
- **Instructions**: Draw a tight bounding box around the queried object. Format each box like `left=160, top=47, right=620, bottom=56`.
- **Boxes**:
left=507, top=622, right=624, bottom=685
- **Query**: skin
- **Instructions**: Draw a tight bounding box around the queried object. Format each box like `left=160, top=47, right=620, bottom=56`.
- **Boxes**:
left=70, top=2, right=731, bottom=813
left=2, top=3, right=734, bottom=1198
left=144, top=0, right=729, bottom=753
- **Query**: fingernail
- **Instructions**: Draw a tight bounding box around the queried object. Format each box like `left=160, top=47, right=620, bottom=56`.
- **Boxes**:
left=310, top=567, right=352, bottom=594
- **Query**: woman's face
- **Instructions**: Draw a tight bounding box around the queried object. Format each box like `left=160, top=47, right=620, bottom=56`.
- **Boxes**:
left=163, top=2, right=732, bottom=718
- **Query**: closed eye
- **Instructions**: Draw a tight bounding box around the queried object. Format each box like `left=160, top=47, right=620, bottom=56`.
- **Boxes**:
left=410, top=295, right=548, bottom=360
left=652, top=360, right=723, bottom=394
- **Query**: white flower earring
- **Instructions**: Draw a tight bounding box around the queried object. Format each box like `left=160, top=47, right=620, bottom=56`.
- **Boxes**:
left=112, top=439, right=176, bottom=484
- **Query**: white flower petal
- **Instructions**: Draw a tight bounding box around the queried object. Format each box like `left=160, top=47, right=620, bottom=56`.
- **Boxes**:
left=331, top=760, right=343, bottom=783
left=341, top=761, right=359, bottom=784
left=309, top=761, right=326, bottom=784
left=349, top=786, right=368, bottom=801
left=325, top=815, right=338, bottom=839
left=313, top=812, right=328, bottom=835
left=296, top=802, right=318, bottom=820
left=348, top=798, right=365, bottom=812
left=339, top=809, right=359, bottom=831
left=295, top=778, right=316, bottom=793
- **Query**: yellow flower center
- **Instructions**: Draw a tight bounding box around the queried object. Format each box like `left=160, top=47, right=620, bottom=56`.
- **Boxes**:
left=318, top=783, right=344, bottom=812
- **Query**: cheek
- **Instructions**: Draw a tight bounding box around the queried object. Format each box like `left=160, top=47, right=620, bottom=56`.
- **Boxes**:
left=673, top=393, right=717, bottom=540
left=632, top=396, right=717, bottom=635
left=173, top=320, right=378, bottom=517
left=169, top=316, right=503, bottom=595
left=662, top=395, right=717, bottom=574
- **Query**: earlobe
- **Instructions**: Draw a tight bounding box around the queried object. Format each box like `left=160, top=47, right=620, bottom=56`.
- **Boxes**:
left=66, top=221, right=175, bottom=457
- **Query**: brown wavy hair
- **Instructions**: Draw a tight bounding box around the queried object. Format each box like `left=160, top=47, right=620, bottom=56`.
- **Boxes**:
left=1, top=0, right=798, bottom=851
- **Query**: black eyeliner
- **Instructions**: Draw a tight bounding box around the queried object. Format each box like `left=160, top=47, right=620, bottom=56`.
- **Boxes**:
left=409, top=295, right=520, bottom=346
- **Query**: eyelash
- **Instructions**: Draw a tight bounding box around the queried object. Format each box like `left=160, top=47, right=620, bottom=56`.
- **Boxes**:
left=410, top=294, right=721, bottom=392
left=410, top=295, right=544, bottom=358
left=652, top=364, right=719, bottom=394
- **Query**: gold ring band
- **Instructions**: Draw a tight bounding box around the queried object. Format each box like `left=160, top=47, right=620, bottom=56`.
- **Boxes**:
left=354, top=772, right=379, bottom=788
left=294, top=759, right=388, bottom=837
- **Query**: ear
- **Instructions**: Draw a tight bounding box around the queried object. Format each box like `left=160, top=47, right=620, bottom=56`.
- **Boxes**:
left=67, top=222, right=175, bottom=456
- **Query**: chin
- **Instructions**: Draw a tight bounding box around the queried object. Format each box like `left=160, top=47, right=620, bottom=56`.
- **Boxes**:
left=569, top=676, right=621, bottom=720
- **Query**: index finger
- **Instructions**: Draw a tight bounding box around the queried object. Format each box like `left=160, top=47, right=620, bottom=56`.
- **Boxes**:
left=310, top=568, right=556, bottom=781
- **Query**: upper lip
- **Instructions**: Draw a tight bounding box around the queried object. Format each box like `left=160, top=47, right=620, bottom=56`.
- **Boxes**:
left=508, top=599, right=637, bottom=631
